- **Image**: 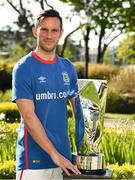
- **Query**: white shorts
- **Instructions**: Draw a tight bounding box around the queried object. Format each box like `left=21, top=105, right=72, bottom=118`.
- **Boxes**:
left=16, top=168, right=63, bottom=180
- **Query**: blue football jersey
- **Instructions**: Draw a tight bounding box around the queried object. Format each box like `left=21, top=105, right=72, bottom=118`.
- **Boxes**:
left=12, top=52, right=84, bottom=170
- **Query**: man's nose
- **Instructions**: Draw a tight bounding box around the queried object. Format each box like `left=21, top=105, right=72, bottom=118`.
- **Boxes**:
left=46, top=31, right=52, bottom=38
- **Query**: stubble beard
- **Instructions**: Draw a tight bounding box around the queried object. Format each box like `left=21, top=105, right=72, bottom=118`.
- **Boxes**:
left=39, top=41, right=57, bottom=53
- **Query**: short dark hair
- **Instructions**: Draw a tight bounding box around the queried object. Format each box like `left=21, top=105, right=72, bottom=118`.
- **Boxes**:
left=35, top=9, right=63, bottom=29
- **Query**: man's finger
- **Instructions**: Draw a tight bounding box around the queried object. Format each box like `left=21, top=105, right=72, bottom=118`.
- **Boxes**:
left=62, top=167, right=70, bottom=176
left=68, top=164, right=81, bottom=175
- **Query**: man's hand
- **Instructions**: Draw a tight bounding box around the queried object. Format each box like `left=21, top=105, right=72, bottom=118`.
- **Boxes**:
left=50, top=151, right=81, bottom=176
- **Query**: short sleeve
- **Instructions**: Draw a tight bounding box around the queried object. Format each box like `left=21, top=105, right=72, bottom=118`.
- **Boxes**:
left=12, top=63, right=34, bottom=102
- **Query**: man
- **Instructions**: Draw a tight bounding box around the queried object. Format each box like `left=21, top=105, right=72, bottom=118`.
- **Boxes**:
left=12, top=9, right=84, bottom=180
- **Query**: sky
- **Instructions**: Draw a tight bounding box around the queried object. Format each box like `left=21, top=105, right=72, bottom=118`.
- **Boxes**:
left=0, top=0, right=125, bottom=49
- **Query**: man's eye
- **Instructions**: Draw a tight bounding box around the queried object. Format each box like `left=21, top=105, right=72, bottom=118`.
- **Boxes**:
left=41, top=28, right=47, bottom=31
left=52, top=29, right=58, bottom=32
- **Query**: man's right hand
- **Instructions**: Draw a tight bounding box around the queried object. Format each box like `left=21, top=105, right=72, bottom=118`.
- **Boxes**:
left=50, top=151, right=81, bottom=176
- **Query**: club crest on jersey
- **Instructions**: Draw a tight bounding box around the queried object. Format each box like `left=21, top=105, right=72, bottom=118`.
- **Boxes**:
left=62, top=72, right=70, bottom=84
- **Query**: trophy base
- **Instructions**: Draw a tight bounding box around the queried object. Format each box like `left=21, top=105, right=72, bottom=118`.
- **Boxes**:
left=80, top=168, right=106, bottom=175
left=72, top=152, right=105, bottom=174
left=63, top=169, right=113, bottom=179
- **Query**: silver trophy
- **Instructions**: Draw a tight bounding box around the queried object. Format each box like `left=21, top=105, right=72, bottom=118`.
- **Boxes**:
left=77, top=79, right=107, bottom=174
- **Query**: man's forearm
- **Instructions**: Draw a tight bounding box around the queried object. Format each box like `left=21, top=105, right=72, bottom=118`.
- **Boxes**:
left=22, top=111, right=58, bottom=156
left=16, top=99, right=81, bottom=175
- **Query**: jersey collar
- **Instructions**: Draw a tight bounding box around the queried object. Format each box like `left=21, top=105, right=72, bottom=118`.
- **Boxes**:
left=32, top=52, right=57, bottom=64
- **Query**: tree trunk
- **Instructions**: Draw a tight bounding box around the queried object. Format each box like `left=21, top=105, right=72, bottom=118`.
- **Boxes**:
left=97, top=28, right=105, bottom=63
left=60, top=25, right=80, bottom=57
left=84, top=26, right=91, bottom=78
left=100, top=43, right=108, bottom=63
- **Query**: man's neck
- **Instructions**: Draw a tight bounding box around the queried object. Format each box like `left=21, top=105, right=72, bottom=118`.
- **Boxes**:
left=33, top=49, right=56, bottom=61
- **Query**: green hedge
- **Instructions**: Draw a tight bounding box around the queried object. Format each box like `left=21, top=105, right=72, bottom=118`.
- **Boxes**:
left=0, top=102, right=20, bottom=123
left=67, top=105, right=73, bottom=117
left=74, top=62, right=119, bottom=80
left=106, top=88, right=135, bottom=114
left=0, top=160, right=16, bottom=179
left=102, top=128, right=135, bottom=165
left=0, top=61, right=15, bottom=93
left=0, top=160, right=135, bottom=179
left=0, top=89, right=12, bottom=102
left=108, top=163, right=135, bottom=179
left=0, top=102, right=72, bottom=123
left=0, top=90, right=134, bottom=124
left=0, top=61, right=119, bottom=92
left=0, top=122, right=18, bottom=163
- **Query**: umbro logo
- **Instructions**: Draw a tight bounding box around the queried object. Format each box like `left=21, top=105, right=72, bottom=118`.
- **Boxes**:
left=38, top=76, right=46, bottom=83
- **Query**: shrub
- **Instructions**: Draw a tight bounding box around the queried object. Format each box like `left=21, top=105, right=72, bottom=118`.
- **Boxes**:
left=74, top=62, right=119, bottom=80
left=0, top=160, right=16, bottom=179
left=108, top=163, right=135, bottom=179
left=0, top=61, right=15, bottom=93
left=106, top=88, right=135, bottom=114
left=0, top=122, right=19, bottom=162
left=102, top=128, right=135, bottom=165
left=74, top=62, right=85, bottom=78
left=88, top=64, right=119, bottom=80
left=0, top=102, right=20, bottom=123
left=110, top=66, right=135, bottom=97
left=67, top=105, right=73, bottom=118
left=0, top=89, right=12, bottom=102
left=0, top=160, right=135, bottom=179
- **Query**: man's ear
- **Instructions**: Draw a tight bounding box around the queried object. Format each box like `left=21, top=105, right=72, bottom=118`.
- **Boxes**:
left=32, top=27, right=37, bottom=38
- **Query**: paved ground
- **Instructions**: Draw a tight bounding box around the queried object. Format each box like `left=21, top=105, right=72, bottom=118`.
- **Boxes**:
left=104, top=119, right=135, bottom=129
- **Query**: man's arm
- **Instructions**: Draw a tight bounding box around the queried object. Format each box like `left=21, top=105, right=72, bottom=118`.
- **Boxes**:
left=16, top=98, right=81, bottom=176
left=69, top=96, right=85, bottom=153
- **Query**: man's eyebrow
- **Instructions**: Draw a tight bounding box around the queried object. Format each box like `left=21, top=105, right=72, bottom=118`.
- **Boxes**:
left=40, top=27, right=60, bottom=31
left=40, top=27, right=47, bottom=30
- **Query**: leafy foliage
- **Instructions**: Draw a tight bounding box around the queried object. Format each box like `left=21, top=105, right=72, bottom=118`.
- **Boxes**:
left=11, top=44, right=29, bottom=61
left=102, top=128, right=135, bottom=165
left=110, top=66, right=135, bottom=96
left=0, top=160, right=16, bottom=179
left=74, top=62, right=119, bottom=80
left=0, top=122, right=19, bottom=163
left=0, top=102, right=20, bottom=123
left=59, top=0, right=135, bottom=63
left=108, top=163, right=135, bottom=179
left=0, top=89, right=12, bottom=102
left=0, top=61, right=15, bottom=92
left=106, top=87, right=135, bottom=114
left=117, top=35, right=135, bottom=64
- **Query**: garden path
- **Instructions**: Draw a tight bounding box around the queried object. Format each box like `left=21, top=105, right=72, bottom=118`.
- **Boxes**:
left=104, top=119, right=135, bottom=130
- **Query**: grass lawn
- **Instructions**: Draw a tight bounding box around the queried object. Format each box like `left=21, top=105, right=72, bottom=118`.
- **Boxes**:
left=104, top=113, right=135, bottom=120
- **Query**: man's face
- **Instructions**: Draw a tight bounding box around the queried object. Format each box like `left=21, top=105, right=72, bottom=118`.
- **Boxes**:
left=33, top=17, right=63, bottom=53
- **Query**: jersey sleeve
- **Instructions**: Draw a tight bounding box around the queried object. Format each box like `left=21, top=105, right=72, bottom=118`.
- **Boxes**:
left=68, top=65, right=78, bottom=99
left=74, top=95, right=85, bottom=153
left=69, top=65, right=85, bottom=153
left=12, top=62, right=34, bottom=102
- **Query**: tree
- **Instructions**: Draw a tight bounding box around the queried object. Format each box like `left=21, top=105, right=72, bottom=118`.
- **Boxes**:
left=60, top=38, right=81, bottom=61
left=117, top=35, right=135, bottom=64
left=0, top=26, right=13, bottom=52
left=59, top=0, right=135, bottom=65
left=92, top=0, right=122, bottom=63
left=59, top=0, right=94, bottom=78
left=120, top=1, right=135, bottom=32
left=0, top=0, right=83, bottom=58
